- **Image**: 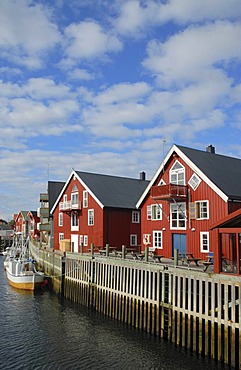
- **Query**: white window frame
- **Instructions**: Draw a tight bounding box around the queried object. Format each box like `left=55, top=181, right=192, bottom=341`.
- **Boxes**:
left=63, top=194, right=67, bottom=202
left=71, top=212, right=79, bottom=231
left=83, top=191, right=88, bottom=208
left=59, top=212, right=63, bottom=227
left=196, top=200, right=209, bottom=220
left=130, top=234, right=137, bottom=246
left=79, top=235, right=83, bottom=246
left=147, top=204, right=162, bottom=220
left=132, top=211, right=140, bottom=223
left=71, top=191, right=78, bottom=205
left=59, top=233, right=64, bottom=241
left=84, top=235, right=88, bottom=246
left=188, top=173, right=201, bottom=190
left=200, top=232, right=209, bottom=252
left=88, top=209, right=94, bottom=226
left=151, top=204, right=162, bottom=220
left=170, top=160, right=185, bottom=185
left=153, top=230, right=163, bottom=249
left=170, top=202, right=186, bottom=230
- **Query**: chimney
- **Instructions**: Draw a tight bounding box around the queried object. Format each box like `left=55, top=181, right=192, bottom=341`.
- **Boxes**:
left=206, top=145, right=215, bottom=154
left=140, top=171, right=146, bottom=181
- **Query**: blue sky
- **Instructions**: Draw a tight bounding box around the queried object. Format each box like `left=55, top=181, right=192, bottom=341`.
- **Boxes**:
left=1, top=0, right=241, bottom=221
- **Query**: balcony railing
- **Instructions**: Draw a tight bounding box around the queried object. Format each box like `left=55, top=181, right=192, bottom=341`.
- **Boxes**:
left=38, top=223, right=51, bottom=232
left=151, top=184, right=188, bottom=200
left=37, top=207, right=49, bottom=218
left=59, top=200, right=82, bottom=211
left=40, top=193, right=48, bottom=202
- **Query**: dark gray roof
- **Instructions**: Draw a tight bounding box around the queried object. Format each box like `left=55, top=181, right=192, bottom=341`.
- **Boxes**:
left=48, top=181, right=65, bottom=213
left=75, top=171, right=149, bottom=209
left=176, top=145, right=241, bottom=200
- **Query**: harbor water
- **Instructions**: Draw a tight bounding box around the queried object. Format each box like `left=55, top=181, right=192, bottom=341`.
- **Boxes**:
left=0, top=256, right=229, bottom=370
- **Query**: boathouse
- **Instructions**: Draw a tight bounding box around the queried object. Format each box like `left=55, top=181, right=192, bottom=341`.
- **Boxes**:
left=211, top=207, right=241, bottom=275
left=50, top=170, right=149, bottom=252
left=137, top=144, right=241, bottom=263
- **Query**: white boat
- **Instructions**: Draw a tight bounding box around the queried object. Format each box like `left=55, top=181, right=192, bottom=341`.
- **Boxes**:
left=6, top=258, right=45, bottom=291
left=5, top=235, right=45, bottom=291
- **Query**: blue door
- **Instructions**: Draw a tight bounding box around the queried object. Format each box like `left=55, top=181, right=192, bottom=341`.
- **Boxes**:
left=172, top=234, right=186, bottom=256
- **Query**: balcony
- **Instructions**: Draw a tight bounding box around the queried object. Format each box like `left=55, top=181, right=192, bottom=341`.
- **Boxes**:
left=59, top=200, right=82, bottom=212
left=40, top=193, right=48, bottom=202
left=38, top=223, right=51, bottom=232
left=37, top=207, right=49, bottom=218
left=151, top=184, right=188, bottom=201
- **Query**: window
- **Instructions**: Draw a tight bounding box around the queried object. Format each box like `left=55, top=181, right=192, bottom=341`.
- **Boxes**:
left=83, top=191, right=88, bottom=208
left=59, top=212, right=63, bottom=227
left=71, top=192, right=78, bottom=205
left=143, top=234, right=151, bottom=245
left=151, top=204, right=162, bottom=220
left=196, top=201, right=209, bottom=219
left=59, top=233, right=64, bottom=241
left=188, top=173, right=201, bottom=190
left=130, top=234, right=137, bottom=246
left=79, top=235, right=83, bottom=246
left=88, top=209, right=94, bottom=226
left=170, top=202, right=186, bottom=229
left=63, top=194, right=67, bottom=202
left=153, top=230, right=163, bottom=249
left=84, top=235, right=88, bottom=246
left=147, top=204, right=162, bottom=220
left=132, top=211, right=140, bottom=223
left=158, top=179, right=166, bottom=186
left=71, top=212, right=79, bottom=231
left=200, top=232, right=209, bottom=252
left=170, top=160, right=185, bottom=185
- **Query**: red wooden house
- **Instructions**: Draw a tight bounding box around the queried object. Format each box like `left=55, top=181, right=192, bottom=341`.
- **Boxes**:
left=136, top=144, right=241, bottom=262
left=14, top=211, right=40, bottom=238
left=51, top=170, right=149, bottom=252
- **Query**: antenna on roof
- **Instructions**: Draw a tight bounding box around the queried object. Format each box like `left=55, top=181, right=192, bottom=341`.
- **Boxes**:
left=47, top=163, right=50, bottom=181
left=162, top=139, right=166, bottom=175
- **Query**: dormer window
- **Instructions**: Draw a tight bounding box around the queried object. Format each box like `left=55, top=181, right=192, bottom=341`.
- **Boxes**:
left=170, top=160, right=185, bottom=185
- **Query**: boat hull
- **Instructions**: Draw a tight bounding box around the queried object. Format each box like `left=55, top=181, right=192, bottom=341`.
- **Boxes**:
left=6, top=261, right=44, bottom=291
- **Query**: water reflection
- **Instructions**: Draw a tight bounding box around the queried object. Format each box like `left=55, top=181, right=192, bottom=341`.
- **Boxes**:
left=0, top=256, right=229, bottom=370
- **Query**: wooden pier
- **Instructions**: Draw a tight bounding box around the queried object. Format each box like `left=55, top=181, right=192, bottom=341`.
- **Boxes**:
left=30, top=242, right=241, bottom=369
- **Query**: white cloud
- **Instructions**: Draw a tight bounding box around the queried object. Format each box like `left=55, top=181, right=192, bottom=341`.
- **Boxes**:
left=143, top=21, right=241, bottom=87
left=68, top=68, right=95, bottom=81
left=64, top=20, right=122, bottom=60
left=159, top=0, right=241, bottom=24
left=114, top=0, right=241, bottom=37
left=0, top=0, right=61, bottom=68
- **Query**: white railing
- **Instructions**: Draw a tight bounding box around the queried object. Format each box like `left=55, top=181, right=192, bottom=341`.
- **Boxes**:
left=59, top=201, right=81, bottom=211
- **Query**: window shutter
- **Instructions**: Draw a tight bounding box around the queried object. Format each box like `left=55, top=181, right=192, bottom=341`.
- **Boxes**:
left=147, top=205, right=152, bottom=220
left=189, top=202, right=196, bottom=219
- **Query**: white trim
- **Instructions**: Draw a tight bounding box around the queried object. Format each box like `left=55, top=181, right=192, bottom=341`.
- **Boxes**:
left=50, top=170, right=105, bottom=214
left=152, top=230, right=163, bottom=249
left=200, top=231, right=209, bottom=253
left=136, top=144, right=228, bottom=208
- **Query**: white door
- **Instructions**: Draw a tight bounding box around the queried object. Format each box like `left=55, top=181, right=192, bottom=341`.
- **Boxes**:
left=71, top=234, right=79, bottom=253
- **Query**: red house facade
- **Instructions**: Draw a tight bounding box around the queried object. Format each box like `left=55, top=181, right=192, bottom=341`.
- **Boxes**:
left=51, top=170, right=149, bottom=252
left=137, top=144, right=241, bottom=261
left=14, top=211, right=40, bottom=238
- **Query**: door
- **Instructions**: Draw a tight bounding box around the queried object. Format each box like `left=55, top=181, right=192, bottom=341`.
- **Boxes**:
left=71, top=234, right=79, bottom=253
left=172, top=233, right=186, bottom=256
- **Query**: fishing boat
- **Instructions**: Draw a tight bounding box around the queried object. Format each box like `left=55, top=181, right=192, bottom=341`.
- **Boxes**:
left=6, top=258, right=45, bottom=290
left=5, top=235, right=44, bottom=290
